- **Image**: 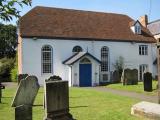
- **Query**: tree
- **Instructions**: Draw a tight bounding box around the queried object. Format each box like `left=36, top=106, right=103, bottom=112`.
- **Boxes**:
left=113, top=56, right=125, bottom=79
left=0, top=0, right=31, bottom=21
left=0, top=23, right=17, bottom=58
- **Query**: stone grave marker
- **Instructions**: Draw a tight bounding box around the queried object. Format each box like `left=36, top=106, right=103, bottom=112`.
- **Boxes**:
left=44, top=78, right=74, bottom=120
left=11, top=75, right=40, bottom=120
left=131, top=101, right=160, bottom=119
left=15, top=105, right=32, bottom=120
left=18, top=74, right=28, bottom=84
left=123, top=69, right=138, bottom=85
left=112, top=70, right=120, bottom=83
left=0, top=80, right=5, bottom=103
left=12, top=76, right=40, bottom=107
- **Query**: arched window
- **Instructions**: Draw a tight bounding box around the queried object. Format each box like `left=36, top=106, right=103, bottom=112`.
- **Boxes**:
left=101, top=46, right=109, bottom=72
left=42, top=45, right=53, bottom=73
left=72, top=46, right=83, bottom=53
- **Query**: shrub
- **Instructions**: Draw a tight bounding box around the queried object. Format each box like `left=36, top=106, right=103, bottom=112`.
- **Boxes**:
left=113, top=56, right=124, bottom=82
left=10, top=54, right=18, bottom=82
left=0, top=57, right=15, bottom=82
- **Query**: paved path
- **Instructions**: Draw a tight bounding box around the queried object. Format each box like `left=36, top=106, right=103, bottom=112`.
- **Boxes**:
left=88, top=87, right=158, bottom=103
left=2, top=82, right=17, bottom=88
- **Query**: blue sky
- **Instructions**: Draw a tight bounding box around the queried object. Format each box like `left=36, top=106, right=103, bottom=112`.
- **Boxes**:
left=2, top=0, right=160, bottom=25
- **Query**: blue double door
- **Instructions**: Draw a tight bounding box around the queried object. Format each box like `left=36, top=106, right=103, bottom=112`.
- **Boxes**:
left=79, top=64, right=92, bottom=87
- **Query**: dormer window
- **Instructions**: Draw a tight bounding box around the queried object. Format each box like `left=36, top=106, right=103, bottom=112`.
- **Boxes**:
left=135, top=25, right=141, bottom=34
left=130, top=20, right=142, bottom=35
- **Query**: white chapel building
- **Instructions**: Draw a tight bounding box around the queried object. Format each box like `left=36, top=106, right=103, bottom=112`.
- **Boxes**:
left=18, top=6, right=157, bottom=86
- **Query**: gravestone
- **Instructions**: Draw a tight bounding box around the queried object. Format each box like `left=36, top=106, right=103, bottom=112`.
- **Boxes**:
left=123, top=69, right=138, bottom=85
left=12, top=76, right=40, bottom=107
left=12, top=75, right=40, bottom=120
left=18, top=74, right=28, bottom=84
left=0, top=80, right=5, bottom=103
left=131, top=101, right=160, bottom=119
left=44, top=78, right=74, bottom=120
left=143, top=72, right=152, bottom=92
left=15, top=105, right=32, bottom=120
left=112, top=70, right=120, bottom=83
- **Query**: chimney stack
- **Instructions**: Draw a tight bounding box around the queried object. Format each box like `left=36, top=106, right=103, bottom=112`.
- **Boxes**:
left=139, top=15, right=148, bottom=27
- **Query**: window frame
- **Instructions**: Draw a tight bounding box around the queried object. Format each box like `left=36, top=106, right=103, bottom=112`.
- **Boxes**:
left=72, top=46, right=83, bottom=53
left=139, top=45, right=148, bottom=55
left=135, top=24, right=141, bottom=34
left=101, top=46, right=109, bottom=72
left=41, top=45, right=53, bottom=74
left=139, top=64, right=148, bottom=81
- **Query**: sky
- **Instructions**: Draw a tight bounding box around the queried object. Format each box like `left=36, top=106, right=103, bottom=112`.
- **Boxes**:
left=2, top=0, right=160, bottom=25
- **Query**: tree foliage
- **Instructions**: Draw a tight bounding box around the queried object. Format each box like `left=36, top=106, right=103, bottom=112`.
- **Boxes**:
left=0, top=0, right=31, bottom=21
left=113, top=56, right=124, bottom=79
left=0, top=57, right=15, bottom=82
left=10, top=53, right=18, bottom=82
left=0, top=23, right=17, bottom=58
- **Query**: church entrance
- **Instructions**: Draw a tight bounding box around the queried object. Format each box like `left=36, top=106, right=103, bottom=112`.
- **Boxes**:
left=79, top=58, right=92, bottom=87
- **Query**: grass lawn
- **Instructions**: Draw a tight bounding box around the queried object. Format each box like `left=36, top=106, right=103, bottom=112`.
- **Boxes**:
left=106, top=81, right=158, bottom=96
left=0, top=86, right=146, bottom=120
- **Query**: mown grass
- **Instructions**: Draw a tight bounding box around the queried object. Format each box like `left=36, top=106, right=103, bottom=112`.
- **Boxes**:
left=0, top=86, right=146, bottom=120
left=106, top=81, right=158, bottom=96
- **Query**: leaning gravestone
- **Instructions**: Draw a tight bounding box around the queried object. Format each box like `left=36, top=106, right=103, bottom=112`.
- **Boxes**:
left=123, top=69, right=138, bottom=85
left=44, top=78, right=74, bottom=120
left=15, top=105, right=32, bottom=120
left=12, top=76, right=40, bottom=120
left=18, top=74, right=28, bottom=84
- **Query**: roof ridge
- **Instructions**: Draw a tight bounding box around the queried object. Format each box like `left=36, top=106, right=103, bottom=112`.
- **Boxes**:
left=148, top=19, right=160, bottom=24
left=34, top=6, right=131, bottom=18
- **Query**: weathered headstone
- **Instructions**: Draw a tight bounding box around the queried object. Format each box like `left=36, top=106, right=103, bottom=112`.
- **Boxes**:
left=18, top=74, right=28, bottom=84
left=143, top=72, right=152, bottom=92
left=0, top=81, right=5, bottom=103
left=15, top=105, right=32, bottom=120
left=131, top=101, right=160, bottom=119
left=123, top=69, right=138, bottom=85
left=44, top=78, right=74, bottom=120
left=112, top=70, right=120, bottom=83
left=12, top=76, right=40, bottom=107
left=12, top=75, right=40, bottom=120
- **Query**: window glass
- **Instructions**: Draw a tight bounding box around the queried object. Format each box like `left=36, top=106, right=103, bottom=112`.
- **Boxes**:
left=42, top=45, right=53, bottom=73
left=101, top=46, right=109, bottom=72
left=139, top=45, right=148, bottom=55
left=72, top=46, right=83, bottom=53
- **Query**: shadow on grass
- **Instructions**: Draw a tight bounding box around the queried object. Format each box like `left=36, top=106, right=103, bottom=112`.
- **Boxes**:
left=2, top=96, right=13, bottom=98
left=0, top=102, right=7, bottom=104
left=33, top=104, right=43, bottom=107
left=70, top=106, right=88, bottom=109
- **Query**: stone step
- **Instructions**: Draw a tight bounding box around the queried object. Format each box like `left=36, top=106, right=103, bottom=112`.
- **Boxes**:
left=131, top=101, right=160, bottom=120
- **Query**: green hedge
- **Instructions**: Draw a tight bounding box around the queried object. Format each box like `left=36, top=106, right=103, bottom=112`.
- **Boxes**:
left=10, top=54, right=18, bottom=82
left=0, top=57, right=15, bottom=82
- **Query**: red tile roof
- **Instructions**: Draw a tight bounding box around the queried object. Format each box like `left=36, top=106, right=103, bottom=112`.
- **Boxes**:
left=19, top=6, right=156, bottom=43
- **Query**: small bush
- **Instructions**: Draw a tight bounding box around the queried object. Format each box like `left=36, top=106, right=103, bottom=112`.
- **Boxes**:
left=10, top=54, right=18, bottom=82
left=0, top=57, right=15, bottom=82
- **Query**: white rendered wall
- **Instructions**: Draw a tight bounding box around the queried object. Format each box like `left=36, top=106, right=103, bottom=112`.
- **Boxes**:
left=21, top=38, right=156, bottom=85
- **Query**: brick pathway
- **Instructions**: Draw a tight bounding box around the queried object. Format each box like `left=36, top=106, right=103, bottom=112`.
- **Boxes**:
left=88, top=87, right=158, bottom=103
